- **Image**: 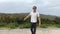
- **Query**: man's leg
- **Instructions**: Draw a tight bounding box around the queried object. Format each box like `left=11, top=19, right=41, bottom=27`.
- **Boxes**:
left=33, top=23, right=36, bottom=34
left=31, top=23, right=34, bottom=34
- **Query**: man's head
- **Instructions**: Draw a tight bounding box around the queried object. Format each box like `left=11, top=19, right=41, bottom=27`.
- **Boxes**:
left=33, top=6, right=37, bottom=12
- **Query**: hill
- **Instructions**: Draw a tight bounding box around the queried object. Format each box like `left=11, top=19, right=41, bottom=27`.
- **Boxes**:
left=0, top=13, right=58, bottom=20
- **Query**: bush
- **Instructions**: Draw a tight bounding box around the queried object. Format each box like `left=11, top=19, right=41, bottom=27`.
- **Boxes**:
left=41, top=24, right=48, bottom=28
left=19, top=22, right=30, bottom=29
left=6, top=22, right=18, bottom=29
left=0, top=22, right=7, bottom=27
left=56, top=24, right=60, bottom=28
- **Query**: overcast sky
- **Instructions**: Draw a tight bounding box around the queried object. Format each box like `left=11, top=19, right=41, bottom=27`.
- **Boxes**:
left=0, top=0, right=60, bottom=16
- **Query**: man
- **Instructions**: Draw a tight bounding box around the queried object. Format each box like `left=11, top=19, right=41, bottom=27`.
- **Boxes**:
left=24, top=6, right=41, bottom=34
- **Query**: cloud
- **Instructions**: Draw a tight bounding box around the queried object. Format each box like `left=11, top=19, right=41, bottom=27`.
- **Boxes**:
left=0, top=0, right=60, bottom=16
left=37, top=0, right=60, bottom=16
left=0, top=0, right=33, bottom=3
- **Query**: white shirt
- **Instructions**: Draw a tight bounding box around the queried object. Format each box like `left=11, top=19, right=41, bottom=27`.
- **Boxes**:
left=29, top=12, right=40, bottom=23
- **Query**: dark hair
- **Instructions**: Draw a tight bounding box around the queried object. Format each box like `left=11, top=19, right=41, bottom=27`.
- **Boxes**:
left=33, top=6, right=37, bottom=9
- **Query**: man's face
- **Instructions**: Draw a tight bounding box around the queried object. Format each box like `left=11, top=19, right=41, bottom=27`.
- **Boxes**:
left=33, top=6, right=37, bottom=12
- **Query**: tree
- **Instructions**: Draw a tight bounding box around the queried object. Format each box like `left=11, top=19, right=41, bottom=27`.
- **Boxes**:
left=54, top=17, right=60, bottom=24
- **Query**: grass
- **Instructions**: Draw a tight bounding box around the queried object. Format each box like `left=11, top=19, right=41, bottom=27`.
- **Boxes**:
left=19, top=22, right=30, bottom=29
left=41, top=24, right=60, bottom=28
left=0, top=22, right=60, bottom=30
left=6, top=23, right=19, bottom=29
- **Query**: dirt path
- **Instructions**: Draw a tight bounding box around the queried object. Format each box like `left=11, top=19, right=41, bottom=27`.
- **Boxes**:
left=0, top=28, right=60, bottom=34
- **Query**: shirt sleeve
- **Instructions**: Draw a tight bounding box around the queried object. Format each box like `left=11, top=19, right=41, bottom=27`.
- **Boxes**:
left=37, top=12, right=40, bottom=17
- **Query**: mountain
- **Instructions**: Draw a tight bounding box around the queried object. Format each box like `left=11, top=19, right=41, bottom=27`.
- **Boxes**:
left=0, top=13, right=59, bottom=20
left=18, top=13, right=58, bottom=20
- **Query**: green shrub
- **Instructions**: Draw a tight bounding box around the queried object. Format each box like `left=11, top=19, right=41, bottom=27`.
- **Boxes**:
left=19, top=22, right=30, bottom=29
left=0, top=22, right=7, bottom=27
left=41, top=24, right=48, bottom=28
left=6, top=23, right=18, bottom=29
left=56, top=24, right=60, bottom=28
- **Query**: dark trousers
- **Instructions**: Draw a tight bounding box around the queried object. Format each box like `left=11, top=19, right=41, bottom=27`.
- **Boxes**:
left=30, top=23, right=36, bottom=34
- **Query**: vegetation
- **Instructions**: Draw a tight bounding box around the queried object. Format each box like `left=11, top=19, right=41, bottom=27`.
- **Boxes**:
left=0, top=13, right=60, bottom=29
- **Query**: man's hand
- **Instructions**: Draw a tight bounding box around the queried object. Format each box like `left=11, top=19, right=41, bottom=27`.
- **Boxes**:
left=38, top=17, right=41, bottom=27
left=39, top=23, right=41, bottom=27
left=23, top=18, right=26, bottom=21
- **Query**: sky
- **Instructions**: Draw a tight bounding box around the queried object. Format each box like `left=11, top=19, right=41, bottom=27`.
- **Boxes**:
left=0, top=0, right=60, bottom=16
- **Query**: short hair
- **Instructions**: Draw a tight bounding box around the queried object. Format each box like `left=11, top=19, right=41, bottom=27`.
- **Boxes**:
left=33, top=6, right=37, bottom=9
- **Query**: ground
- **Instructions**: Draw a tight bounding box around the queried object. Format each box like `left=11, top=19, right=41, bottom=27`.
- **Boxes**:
left=0, top=28, right=60, bottom=34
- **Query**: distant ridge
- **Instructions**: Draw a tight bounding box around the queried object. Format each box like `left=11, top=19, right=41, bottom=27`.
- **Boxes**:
left=0, top=13, right=59, bottom=20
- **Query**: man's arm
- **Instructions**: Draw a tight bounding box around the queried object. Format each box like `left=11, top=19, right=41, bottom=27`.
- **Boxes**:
left=24, top=15, right=30, bottom=21
left=38, top=17, right=41, bottom=27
